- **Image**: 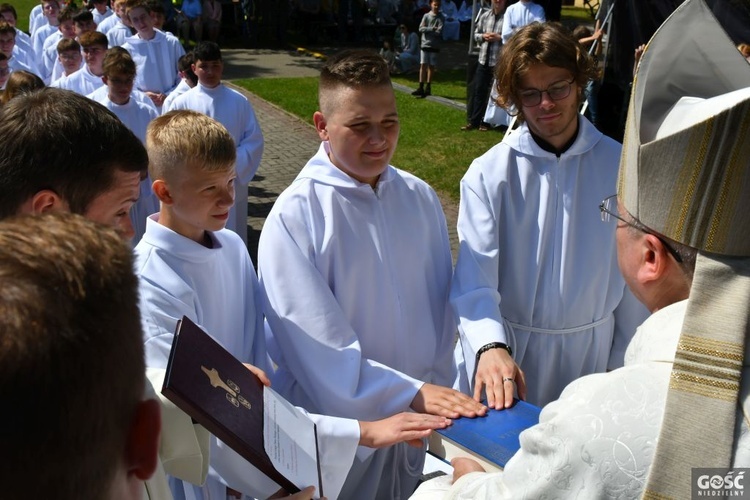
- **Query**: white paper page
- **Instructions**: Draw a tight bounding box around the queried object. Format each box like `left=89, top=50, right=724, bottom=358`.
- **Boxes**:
left=263, top=386, right=321, bottom=496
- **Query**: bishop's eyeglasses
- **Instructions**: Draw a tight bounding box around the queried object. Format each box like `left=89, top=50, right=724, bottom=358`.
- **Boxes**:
left=599, top=195, right=683, bottom=263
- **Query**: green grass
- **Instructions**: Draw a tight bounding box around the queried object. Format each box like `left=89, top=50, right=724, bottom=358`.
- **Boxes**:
left=391, top=68, right=468, bottom=104
left=562, top=6, right=596, bottom=24
left=12, top=0, right=37, bottom=33
left=234, top=76, right=504, bottom=201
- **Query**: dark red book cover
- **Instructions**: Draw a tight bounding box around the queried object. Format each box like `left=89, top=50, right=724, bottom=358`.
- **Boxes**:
left=162, top=316, right=301, bottom=494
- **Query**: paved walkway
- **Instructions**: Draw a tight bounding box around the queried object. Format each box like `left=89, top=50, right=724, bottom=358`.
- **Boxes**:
left=224, top=47, right=463, bottom=263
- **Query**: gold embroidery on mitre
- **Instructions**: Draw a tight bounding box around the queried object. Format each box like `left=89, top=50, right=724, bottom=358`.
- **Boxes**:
left=679, top=120, right=714, bottom=244
left=707, top=103, right=750, bottom=252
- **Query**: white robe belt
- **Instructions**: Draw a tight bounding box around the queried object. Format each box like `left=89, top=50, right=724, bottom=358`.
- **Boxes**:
left=507, top=314, right=612, bottom=335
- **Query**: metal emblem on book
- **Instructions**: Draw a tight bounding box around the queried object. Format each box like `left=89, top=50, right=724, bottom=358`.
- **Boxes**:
left=201, top=366, right=252, bottom=410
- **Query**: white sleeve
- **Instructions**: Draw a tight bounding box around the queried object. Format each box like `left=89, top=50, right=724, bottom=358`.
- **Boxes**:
left=501, top=9, right=514, bottom=44
left=138, top=275, right=195, bottom=370
left=234, top=100, right=264, bottom=184
left=306, top=413, right=360, bottom=500
left=450, top=169, right=509, bottom=382
left=211, top=412, right=359, bottom=500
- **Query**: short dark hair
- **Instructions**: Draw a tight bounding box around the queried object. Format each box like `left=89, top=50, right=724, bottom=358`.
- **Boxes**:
left=72, top=7, right=94, bottom=23
left=193, top=40, right=222, bottom=62
left=0, top=3, right=17, bottom=20
left=56, top=36, right=81, bottom=53
left=146, top=0, right=164, bottom=15
left=0, top=88, right=147, bottom=217
left=0, top=212, right=145, bottom=500
left=495, top=22, right=598, bottom=122
left=58, top=3, right=77, bottom=22
left=318, top=49, right=391, bottom=114
left=125, top=0, right=151, bottom=14
left=178, top=51, right=197, bottom=85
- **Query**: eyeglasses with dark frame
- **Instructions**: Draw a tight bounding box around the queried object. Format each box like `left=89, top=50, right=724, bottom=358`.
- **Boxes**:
left=599, top=195, right=683, bottom=263
left=518, top=78, right=576, bottom=107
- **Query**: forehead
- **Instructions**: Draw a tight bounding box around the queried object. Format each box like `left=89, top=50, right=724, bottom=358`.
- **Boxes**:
left=519, top=64, right=572, bottom=88
left=195, top=58, right=222, bottom=65
left=323, top=83, right=396, bottom=117
left=107, top=69, right=134, bottom=77
left=176, top=162, right=234, bottom=184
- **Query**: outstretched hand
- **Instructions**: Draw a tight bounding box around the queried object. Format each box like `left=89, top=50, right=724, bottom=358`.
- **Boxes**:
left=410, top=383, right=487, bottom=419
left=359, top=412, right=452, bottom=449
left=451, top=457, right=486, bottom=484
left=473, top=348, right=526, bottom=410
left=243, top=363, right=271, bottom=387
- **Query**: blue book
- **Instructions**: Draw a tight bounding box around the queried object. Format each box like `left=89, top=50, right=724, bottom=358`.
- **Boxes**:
left=428, top=400, right=541, bottom=471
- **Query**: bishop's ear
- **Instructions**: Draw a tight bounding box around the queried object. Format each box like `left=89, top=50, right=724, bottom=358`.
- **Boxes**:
left=638, top=233, right=670, bottom=284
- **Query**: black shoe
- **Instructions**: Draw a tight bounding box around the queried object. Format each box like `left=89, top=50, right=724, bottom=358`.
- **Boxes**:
left=411, top=87, right=425, bottom=96
left=424, top=85, right=431, bottom=97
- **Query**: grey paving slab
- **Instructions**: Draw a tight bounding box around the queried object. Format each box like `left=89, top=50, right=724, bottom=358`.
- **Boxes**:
left=222, top=48, right=325, bottom=80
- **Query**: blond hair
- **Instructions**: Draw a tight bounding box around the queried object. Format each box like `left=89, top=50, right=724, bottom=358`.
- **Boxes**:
left=146, top=110, right=236, bottom=182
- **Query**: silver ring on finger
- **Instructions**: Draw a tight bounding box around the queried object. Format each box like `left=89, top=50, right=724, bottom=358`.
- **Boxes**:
left=502, top=377, right=514, bottom=384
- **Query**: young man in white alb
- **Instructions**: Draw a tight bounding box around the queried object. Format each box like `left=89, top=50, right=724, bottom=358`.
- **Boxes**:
left=166, top=41, right=261, bottom=246
left=122, top=0, right=185, bottom=110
